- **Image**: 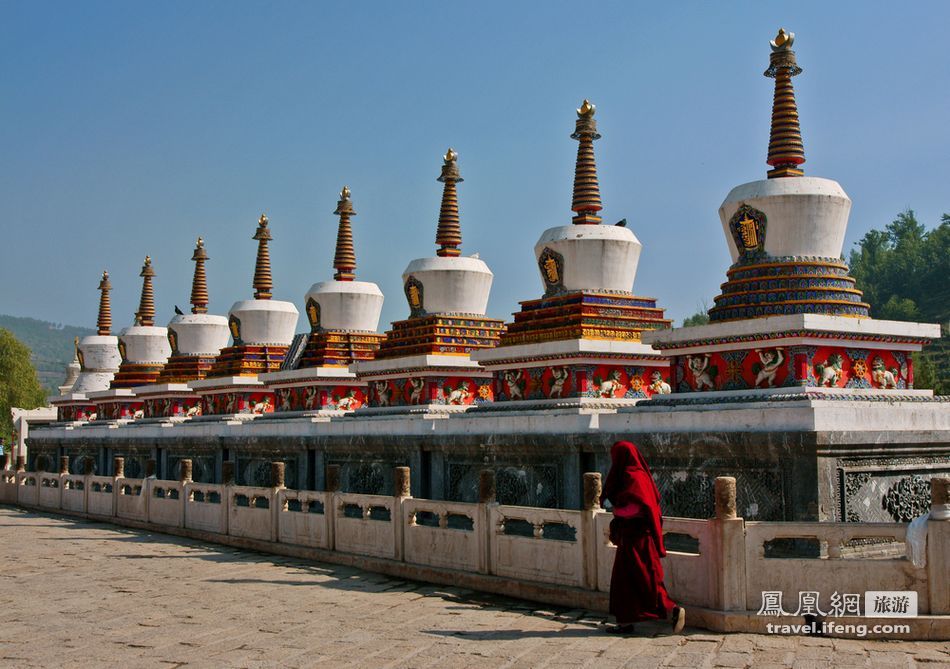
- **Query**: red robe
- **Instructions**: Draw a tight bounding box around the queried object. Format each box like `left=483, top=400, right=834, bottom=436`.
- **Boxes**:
left=601, top=441, right=676, bottom=623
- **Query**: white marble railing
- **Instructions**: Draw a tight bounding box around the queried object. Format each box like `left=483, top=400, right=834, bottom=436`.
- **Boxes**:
left=2, top=471, right=948, bottom=617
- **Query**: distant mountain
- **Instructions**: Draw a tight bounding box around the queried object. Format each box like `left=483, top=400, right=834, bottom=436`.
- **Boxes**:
left=0, top=315, right=95, bottom=395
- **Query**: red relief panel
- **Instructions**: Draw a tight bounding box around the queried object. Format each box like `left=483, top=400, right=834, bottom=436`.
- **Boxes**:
left=439, top=377, right=488, bottom=405
left=810, top=347, right=909, bottom=389
left=368, top=379, right=401, bottom=408
left=680, top=348, right=789, bottom=391
left=591, top=365, right=631, bottom=398
left=143, top=397, right=201, bottom=418
left=498, top=368, right=532, bottom=401
left=328, top=386, right=366, bottom=411
left=202, top=391, right=275, bottom=415
left=540, top=366, right=573, bottom=399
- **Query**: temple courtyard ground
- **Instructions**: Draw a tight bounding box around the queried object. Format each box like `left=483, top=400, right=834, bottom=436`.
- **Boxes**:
left=0, top=507, right=946, bottom=668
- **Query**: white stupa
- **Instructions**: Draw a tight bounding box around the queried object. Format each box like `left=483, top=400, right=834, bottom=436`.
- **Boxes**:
left=643, top=29, right=940, bottom=396
left=133, top=237, right=230, bottom=421
left=354, top=149, right=504, bottom=412
left=50, top=271, right=120, bottom=423
left=190, top=214, right=298, bottom=417
left=261, top=186, right=386, bottom=416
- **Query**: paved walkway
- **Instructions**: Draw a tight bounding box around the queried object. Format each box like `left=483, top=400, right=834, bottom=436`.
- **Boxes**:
left=0, top=508, right=946, bottom=668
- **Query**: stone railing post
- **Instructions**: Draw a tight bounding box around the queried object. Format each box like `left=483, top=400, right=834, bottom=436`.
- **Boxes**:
left=477, top=469, right=496, bottom=574
left=393, top=466, right=410, bottom=561
left=59, top=456, right=69, bottom=475
left=270, top=462, right=286, bottom=543
left=324, top=464, right=340, bottom=551
left=581, top=472, right=602, bottom=590
left=221, top=460, right=235, bottom=486
left=179, top=459, right=193, bottom=483
left=927, top=477, right=950, bottom=614
left=710, top=476, right=746, bottom=611
left=113, top=457, right=125, bottom=479
left=325, top=464, right=340, bottom=492
left=270, top=462, right=285, bottom=489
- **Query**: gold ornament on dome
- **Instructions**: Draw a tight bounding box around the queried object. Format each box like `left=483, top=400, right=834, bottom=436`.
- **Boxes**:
left=577, top=99, right=595, bottom=117
left=737, top=214, right=759, bottom=250
left=770, top=28, right=794, bottom=51
left=543, top=256, right=560, bottom=283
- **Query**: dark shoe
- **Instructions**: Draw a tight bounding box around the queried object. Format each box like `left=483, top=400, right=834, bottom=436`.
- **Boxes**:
left=606, top=623, right=635, bottom=635
left=671, top=606, right=686, bottom=634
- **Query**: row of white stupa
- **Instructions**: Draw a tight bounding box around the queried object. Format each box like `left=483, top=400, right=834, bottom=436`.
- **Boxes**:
left=59, top=28, right=940, bottom=410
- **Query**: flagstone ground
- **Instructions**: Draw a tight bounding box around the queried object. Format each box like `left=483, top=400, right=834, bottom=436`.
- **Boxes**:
left=0, top=507, right=946, bottom=668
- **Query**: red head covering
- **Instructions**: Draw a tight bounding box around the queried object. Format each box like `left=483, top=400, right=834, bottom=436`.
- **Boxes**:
left=601, top=441, right=666, bottom=556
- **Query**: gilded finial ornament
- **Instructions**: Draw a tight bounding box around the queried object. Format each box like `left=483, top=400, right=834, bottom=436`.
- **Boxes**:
left=190, top=236, right=210, bottom=313
left=333, top=185, right=358, bottom=281
left=96, top=270, right=112, bottom=336
left=570, top=99, right=603, bottom=224
left=435, top=148, right=463, bottom=257
left=252, top=213, right=274, bottom=299
left=764, top=27, right=805, bottom=178
left=770, top=28, right=793, bottom=50
left=136, top=254, right=157, bottom=326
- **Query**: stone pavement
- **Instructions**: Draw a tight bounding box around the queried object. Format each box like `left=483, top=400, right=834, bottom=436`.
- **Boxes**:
left=0, top=508, right=947, bottom=669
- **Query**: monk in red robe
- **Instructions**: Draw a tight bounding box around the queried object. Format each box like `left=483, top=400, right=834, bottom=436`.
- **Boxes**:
left=601, top=440, right=685, bottom=634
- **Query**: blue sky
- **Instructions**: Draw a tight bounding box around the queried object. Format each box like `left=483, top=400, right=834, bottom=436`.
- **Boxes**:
left=2, top=1, right=948, bottom=331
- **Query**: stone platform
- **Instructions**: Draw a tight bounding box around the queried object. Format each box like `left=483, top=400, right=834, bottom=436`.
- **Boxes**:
left=2, top=508, right=947, bottom=667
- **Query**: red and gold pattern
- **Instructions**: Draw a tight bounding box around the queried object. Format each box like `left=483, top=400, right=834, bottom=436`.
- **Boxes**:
left=670, top=345, right=913, bottom=392
left=141, top=396, right=203, bottom=419
left=298, top=331, right=385, bottom=368
left=494, top=363, right=672, bottom=401
left=273, top=385, right=367, bottom=412
left=366, top=375, right=492, bottom=408
left=500, top=292, right=671, bottom=347
left=95, top=400, right=144, bottom=421
left=200, top=391, right=275, bottom=415
left=375, top=315, right=505, bottom=359
left=208, top=344, right=289, bottom=377
left=56, top=404, right=96, bottom=422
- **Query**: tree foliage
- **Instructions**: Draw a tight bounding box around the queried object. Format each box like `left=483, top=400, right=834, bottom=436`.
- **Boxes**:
left=682, top=301, right=711, bottom=327
left=0, top=328, right=47, bottom=442
left=849, top=210, right=950, bottom=393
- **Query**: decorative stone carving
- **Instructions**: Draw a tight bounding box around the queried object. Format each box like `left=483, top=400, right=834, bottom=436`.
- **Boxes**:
left=882, top=475, right=931, bottom=522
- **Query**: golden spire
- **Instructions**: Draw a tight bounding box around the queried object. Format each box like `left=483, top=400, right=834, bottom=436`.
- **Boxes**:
left=570, top=99, right=603, bottom=224
left=96, top=270, right=112, bottom=336
left=435, top=148, right=464, bottom=257
left=764, top=28, right=805, bottom=178
left=190, top=237, right=209, bottom=314
left=333, top=186, right=357, bottom=281
left=252, top=214, right=273, bottom=300
left=135, top=256, right=156, bottom=326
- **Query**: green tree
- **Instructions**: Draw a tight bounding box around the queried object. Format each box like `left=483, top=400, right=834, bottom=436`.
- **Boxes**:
left=849, top=210, right=950, bottom=394
left=0, top=328, right=47, bottom=443
left=682, top=302, right=711, bottom=327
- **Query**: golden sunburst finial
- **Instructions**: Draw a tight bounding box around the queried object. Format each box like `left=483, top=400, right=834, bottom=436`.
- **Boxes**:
left=341, top=185, right=351, bottom=200
left=196, top=236, right=204, bottom=248
left=144, top=255, right=151, bottom=266
left=444, top=148, right=458, bottom=163
left=770, top=28, right=794, bottom=50
left=258, top=213, right=268, bottom=227
left=577, top=99, right=595, bottom=117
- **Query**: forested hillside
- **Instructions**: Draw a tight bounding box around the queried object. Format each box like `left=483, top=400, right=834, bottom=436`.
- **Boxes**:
left=0, top=315, right=94, bottom=394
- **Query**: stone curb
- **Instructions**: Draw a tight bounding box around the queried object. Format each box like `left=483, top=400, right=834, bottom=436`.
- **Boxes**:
left=7, top=503, right=949, bottom=641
